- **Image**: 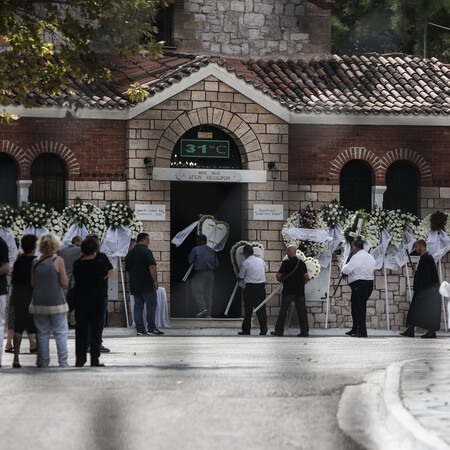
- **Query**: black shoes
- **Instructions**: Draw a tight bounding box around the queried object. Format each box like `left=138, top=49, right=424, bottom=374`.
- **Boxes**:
left=421, top=331, right=436, bottom=339
left=149, top=329, right=164, bottom=335
left=259, top=328, right=268, bottom=335
left=100, top=345, right=110, bottom=353
left=238, top=331, right=250, bottom=335
left=270, top=331, right=283, bottom=337
left=345, top=329, right=357, bottom=336
left=399, top=329, right=415, bottom=338
left=351, top=332, right=368, bottom=338
left=297, top=332, right=309, bottom=337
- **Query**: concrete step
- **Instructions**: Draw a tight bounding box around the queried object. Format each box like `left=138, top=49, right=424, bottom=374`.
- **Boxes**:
left=169, top=318, right=242, bottom=328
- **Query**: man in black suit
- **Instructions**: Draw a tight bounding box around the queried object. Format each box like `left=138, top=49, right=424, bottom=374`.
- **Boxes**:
left=400, top=239, right=441, bottom=339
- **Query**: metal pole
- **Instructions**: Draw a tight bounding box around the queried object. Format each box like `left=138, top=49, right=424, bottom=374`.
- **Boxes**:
left=384, top=264, right=390, bottom=330
left=118, top=257, right=130, bottom=328
left=325, top=265, right=332, bottom=328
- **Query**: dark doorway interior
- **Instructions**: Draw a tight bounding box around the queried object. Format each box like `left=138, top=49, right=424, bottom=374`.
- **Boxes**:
left=170, top=182, right=243, bottom=318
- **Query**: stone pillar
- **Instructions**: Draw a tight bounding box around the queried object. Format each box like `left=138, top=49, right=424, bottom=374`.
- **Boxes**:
left=17, top=180, right=32, bottom=206
left=372, top=185, right=386, bottom=209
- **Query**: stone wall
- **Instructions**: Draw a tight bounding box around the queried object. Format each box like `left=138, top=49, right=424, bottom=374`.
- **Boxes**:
left=174, top=0, right=331, bottom=57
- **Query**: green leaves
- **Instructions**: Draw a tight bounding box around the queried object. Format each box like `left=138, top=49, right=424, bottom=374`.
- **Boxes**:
left=0, top=0, right=169, bottom=120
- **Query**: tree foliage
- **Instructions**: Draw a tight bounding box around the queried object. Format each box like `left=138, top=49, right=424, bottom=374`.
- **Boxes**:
left=332, top=0, right=450, bottom=62
left=0, top=0, right=170, bottom=118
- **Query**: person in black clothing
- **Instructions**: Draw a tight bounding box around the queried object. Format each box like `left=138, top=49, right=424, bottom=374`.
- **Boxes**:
left=73, top=237, right=108, bottom=367
left=11, top=235, right=38, bottom=368
left=271, top=245, right=310, bottom=337
left=85, top=234, right=114, bottom=353
left=400, top=239, right=441, bottom=339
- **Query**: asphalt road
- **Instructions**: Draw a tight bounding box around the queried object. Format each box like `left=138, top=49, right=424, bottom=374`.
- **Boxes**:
left=0, top=331, right=448, bottom=450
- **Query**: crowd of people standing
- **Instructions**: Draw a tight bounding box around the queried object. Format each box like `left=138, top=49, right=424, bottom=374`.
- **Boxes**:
left=0, top=231, right=444, bottom=369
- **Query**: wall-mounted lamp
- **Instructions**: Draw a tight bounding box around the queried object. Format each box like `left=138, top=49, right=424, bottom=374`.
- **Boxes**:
left=268, top=161, right=278, bottom=180
left=144, top=157, right=153, bottom=176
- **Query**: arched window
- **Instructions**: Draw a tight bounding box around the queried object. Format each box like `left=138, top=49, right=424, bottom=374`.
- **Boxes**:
left=29, top=154, right=66, bottom=211
left=0, top=153, right=18, bottom=206
left=340, top=160, right=372, bottom=212
left=383, top=161, right=419, bottom=215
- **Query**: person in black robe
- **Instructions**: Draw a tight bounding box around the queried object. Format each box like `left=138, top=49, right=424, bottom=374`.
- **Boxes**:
left=400, top=239, right=441, bottom=339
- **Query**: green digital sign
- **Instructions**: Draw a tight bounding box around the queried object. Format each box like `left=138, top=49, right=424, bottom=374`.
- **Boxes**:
left=180, top=139, right=230, bottom=158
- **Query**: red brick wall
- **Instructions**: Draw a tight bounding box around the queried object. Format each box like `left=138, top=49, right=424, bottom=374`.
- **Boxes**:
left=0, top=118, right=127, bottom=180
left=289, top=125, right=450, bottom=186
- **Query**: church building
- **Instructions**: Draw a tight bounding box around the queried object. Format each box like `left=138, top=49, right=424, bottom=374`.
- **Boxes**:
left=1, top=0, right=449, bottom=329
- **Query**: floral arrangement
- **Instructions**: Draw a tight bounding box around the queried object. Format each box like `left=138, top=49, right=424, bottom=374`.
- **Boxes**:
left=46, top=210, right=68, bottom=239
left=400, top=211, right=427, bottom=240
left=282, top=205, right=328, bottom=258
left=0, top=204, right=18, bottom=228
left=230, top=240, right=264, bottom=275
left=19, top=202, right=53, bottom=229
left=284, top=249, right=321, bottom=281
left=103, top=202, right=143, bottom=240
left=422, top=210, right=448, bottom=234
left=62, top=198, right=106, bottom=240
left=318, top=199, right=348, bottom=228
left=10, top=215, right=26, bottom=245
left=384, top=210, right=404, bottom=247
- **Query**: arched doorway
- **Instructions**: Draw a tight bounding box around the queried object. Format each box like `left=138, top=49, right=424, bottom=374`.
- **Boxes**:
left=340, top=160, right=372, bottom=212
left=0, top=153, right=18, bottom=206
left=170, top=125, right=244, bottom=318
left=383, top=160, right=419, bottom=215
left=29, top=154, right=66, bottom=211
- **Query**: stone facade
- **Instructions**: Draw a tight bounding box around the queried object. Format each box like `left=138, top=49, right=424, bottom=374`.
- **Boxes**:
left=173, top=0, right=332, bottom=57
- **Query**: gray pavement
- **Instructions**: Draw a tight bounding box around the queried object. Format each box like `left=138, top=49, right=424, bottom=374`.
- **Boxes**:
left=0, top=328, right=449, bottom=449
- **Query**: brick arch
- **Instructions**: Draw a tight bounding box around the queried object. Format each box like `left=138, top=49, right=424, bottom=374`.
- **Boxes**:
left=1, top=140, right=28, bottom=176
left=25, top=141, right=80, bottom=176
left=329, top=147, right=379, bottom=181
left=378, top=148, right=432, bottom=184
left=155, top=108, right=263, bottom=170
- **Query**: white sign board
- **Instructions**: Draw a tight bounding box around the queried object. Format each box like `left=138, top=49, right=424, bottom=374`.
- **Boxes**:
left=108, top=268, right=119, bottom=301
left=253, top=204, right=284, bottom=221
left=135, top=204, right=166, bottom=221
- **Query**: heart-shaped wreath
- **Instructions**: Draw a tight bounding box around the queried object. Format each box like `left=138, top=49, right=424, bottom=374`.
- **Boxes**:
left=230, top=240, right=265, bottom=275
left=197, top=215, right=229, bottom=249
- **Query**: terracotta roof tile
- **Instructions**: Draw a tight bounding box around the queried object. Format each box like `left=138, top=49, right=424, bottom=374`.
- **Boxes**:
left=9, top=52, right=450, bottom=116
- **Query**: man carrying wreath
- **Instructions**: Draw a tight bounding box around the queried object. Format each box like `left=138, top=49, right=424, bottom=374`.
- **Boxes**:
left=271, top=245, right=310, bottom=337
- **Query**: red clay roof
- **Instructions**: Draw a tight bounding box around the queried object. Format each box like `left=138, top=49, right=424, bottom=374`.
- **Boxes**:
left=10, top=52, right=450, bottom=116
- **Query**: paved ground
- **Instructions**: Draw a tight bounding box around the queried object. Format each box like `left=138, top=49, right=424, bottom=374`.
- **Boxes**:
left=0, top=328, right=448, bottom=450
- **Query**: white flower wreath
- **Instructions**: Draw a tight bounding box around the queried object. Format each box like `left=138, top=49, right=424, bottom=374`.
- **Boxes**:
left=19, top=202, right=53, bottom=229
left=62, top=198, right=107, bottom=241
left=283, top=249, right=321, bottom=281
left=230, top=240, right=264, bottom=275
left=197, top=215, right=229, bottom=249
left=46, top=210, right=68, bottom=239
left=103, top=203, right=142, bottom=240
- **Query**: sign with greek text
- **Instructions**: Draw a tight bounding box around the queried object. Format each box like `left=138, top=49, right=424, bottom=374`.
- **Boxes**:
left=176, top=169, right=242, bottom=182
left=253, top=204, right=284, bottom=221
left=135, top=204, right=166, bottom=221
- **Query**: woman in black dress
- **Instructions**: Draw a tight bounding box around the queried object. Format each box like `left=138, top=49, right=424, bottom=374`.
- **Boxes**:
left=73, top=237, right=108, bottom=367
left=12, top=235, right=38, bottom=368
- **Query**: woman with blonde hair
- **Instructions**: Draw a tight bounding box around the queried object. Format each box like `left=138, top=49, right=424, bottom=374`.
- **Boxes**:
left=30, top=234, right=69, bottom=367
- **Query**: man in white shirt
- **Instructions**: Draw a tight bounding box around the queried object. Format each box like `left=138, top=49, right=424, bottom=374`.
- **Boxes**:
left=342, top=239, right=375, bottom=338
left=238, top=245, right=268, bottom=335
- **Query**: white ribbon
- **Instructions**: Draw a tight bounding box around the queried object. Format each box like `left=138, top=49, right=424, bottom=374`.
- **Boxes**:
left=282, top=227, right=330, bottom=243
left=62, top=224, right=89, bottom=250
left=0, top=228, right=18, bottom=264
left=427, top=230, right=450, bottom=261
left=100, top=225, right=132, bottom=268
left=171, top=220, right=199, bottom=248
left=318, top=225, right=342, bottom=268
